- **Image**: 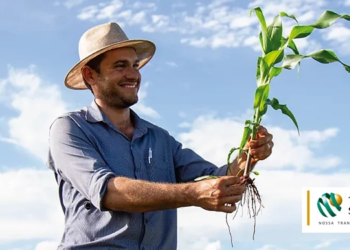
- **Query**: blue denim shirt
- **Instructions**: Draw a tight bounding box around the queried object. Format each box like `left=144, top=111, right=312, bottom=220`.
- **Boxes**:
left=47, top=100, right=228, bottom=250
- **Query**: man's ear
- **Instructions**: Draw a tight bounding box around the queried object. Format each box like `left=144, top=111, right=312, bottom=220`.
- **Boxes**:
left=81, top=66, right=97, bottom=86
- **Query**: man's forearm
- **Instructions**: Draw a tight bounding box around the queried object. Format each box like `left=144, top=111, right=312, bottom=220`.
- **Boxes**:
left=102, top=177, right=194, bottom=213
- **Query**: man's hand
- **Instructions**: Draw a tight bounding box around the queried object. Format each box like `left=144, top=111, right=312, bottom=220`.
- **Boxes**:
left=191, top=176, right=246, bottom=213
left=228, top=125, right=274, bottom=176
left=246, top=125, right=274, bottom=163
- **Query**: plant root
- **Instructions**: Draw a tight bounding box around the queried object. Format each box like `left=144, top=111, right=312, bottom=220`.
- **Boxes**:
left=226, top=176, right=264, bottom=247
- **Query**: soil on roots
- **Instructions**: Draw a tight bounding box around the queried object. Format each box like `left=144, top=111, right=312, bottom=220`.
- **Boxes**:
left=226, top=176, right=264, bottom=247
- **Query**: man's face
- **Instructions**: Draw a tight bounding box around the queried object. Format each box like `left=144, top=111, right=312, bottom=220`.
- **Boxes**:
left=94, top=47, right=141, bottom=109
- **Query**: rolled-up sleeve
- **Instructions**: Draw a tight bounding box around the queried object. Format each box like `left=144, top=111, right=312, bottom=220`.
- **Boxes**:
left=170, top=136, right=228, bottom=183
left=48, top=116, right=116, bottom=211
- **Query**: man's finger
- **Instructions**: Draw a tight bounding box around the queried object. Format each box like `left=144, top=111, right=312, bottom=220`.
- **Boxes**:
left=219, top=203, right=237, bottom=213
left=250, top=134, right=273, bottom=148
left=257, top=125, right=268, bottom=135
left=225, top=185, right=246, bottom=196
left=220, top=194, right=243, bottom=205
left=219, top=176, right=241, bottom=186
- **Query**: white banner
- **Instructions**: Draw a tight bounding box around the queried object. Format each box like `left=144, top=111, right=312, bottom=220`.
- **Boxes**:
left=302, top=187, right=350, bottom=233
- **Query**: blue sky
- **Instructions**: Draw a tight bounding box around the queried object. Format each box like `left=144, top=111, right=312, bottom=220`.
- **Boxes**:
left=1, top=0, right=350, bottom=249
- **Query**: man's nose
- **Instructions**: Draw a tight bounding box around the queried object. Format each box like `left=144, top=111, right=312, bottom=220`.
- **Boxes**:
left=125, top=66, right=140, bottom=80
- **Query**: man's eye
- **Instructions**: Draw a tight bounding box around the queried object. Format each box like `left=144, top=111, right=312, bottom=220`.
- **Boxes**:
left=115, top=64, right=125, bottom=68
left=133, top=64, right=140, bottom=68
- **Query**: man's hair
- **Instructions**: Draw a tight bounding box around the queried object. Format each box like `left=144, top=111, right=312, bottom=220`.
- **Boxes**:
left=82, top=53, right=106, bottom=94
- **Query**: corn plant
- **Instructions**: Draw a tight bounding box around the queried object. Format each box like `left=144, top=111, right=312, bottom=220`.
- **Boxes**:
left=195, top=6, right=350, bottom=245
left=229, top=7, right=350, bottom=178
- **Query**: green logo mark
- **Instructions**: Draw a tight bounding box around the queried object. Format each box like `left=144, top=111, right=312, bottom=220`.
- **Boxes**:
left=317, top=193, right=342, bottom=217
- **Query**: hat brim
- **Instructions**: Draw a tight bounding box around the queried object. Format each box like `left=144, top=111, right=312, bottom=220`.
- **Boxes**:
left=64, top=39, right=156, bottom=90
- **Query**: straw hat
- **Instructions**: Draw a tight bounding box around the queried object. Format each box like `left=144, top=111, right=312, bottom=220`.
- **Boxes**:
left=64, top=22, right=156, bottom=90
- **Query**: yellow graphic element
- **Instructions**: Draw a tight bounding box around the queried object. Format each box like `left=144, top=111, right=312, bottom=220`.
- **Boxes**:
left=329, top=194, right=342, bottom=206
left=307, top=190, right=310, bottom=226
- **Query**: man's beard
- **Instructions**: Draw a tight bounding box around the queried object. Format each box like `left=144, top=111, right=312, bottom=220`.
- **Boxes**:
left=98, top=77, right=139, bottom=109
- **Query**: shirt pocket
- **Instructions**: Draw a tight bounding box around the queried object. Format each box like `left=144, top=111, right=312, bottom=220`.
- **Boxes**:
left=144, top=157, right=171, bottom=183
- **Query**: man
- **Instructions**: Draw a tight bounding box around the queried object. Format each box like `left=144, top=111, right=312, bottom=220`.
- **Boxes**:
left=47, top=22, right=274, bottom=249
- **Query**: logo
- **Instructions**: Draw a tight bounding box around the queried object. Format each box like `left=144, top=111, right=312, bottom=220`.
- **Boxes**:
left=317, top=192, right=342, bottom=218
left=302, top=188, right=350, bottom=233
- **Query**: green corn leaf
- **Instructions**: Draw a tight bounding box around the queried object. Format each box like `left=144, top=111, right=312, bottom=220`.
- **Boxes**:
left=282, top=49, right=350, bottom=73
left=284, top=10, right=350, bottom=48
left=251, top=7, right=271, bottom=54
left=290, top=26, right=315, bottom=39
left=227, top=147, right=242, bottom=166
left=256, top=57, right=262, bottom=81
left=259, top=56, right=269, bottom=84
left=281, top=37, right=300, bottom=54
left=254, top=84, right=270, bottom=114
left=280, top=12, right=299, bottom=25
left=263, top=49, right=284, bottom=68
left=309, top=10, right=350, bottom=29
left=269, top=66, right=283, bottom=81
left=266, top=98, right=300, bottom=135
left=258, top=32, right=264, bottom=53
left=269, top=11, right=298, bottom=54
left=238, top=120, right=253, bottom=155
left=252, top=171, right=260, bottom=175
left=287, top=39, right=299, bottom=55
left=267, top=15, right=282, bottom=51
left=281, top=54, right=304, bottom=69
left=194, top=175, right=219, bottom=181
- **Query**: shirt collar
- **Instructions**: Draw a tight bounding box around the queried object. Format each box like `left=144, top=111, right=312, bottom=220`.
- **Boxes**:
left=86, top=100, right=148, bottom=134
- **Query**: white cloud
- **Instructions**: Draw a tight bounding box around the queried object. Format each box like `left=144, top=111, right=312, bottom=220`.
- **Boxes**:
left=77, top=0, right=150, bottom=25
left=323, top=24, right=350, bottom=55
left=0, top=79, right=6, bottom=94
left=324, top=25, right=350, bottom=43
left=207, top=0, right=235, bottom=10
left=63, top=0, right=85, bottom=9
left=132, top=2, right=156, bottom=11
left=205, top=240, right=221, bottom=250
left=130, top=11, right=147, bottom=25
left=0, top=66, right=68, bottom=162
left=0, top=169, right=63, bottom=243
left=314, top=240, right=333, bottom=249
left=74, top=0, right=337, bottom=52
left=0, top=136, right=18, bottom=145
left=297, top=11, right=315, bottom=23
left=176, top=114, right=340, bottom=171
left=345, top=0, right=350, bottom=6
left=171, top=3, right=186, bottom=9
left=77, top=5, right=99, bottom=20
left=177, top=235, right=222, bottom=250
left=181, top=37, right=209, bottom=48
left=96, top=0, right=124, bottom=20
left=35, top=240, right=60, bottom=250
left=179, top=122, right=191, bottom=128
left=256, top=245, right=285, bottom=250
left=244, top=36, right=260, bottom=51
left=166, top=61, right=178, bottom=67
